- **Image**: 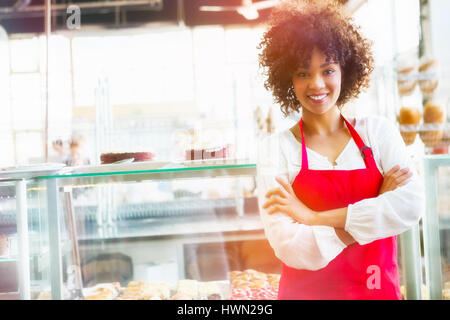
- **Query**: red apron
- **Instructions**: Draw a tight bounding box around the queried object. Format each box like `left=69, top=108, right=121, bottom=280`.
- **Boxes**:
left=277, top=114, right=401, bottom=300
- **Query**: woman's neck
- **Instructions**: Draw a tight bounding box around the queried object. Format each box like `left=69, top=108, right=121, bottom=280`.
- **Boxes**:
left=301, top=107, right=344, bottom=136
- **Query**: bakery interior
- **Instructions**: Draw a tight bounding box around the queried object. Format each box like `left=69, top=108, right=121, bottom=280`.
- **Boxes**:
left=0, top=0, right=449, bottom=300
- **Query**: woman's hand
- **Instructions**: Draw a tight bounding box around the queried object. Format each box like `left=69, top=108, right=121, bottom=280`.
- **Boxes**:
left=379, top=165, right=413, bottom=195
left=263, top=176, right=316, bottom=225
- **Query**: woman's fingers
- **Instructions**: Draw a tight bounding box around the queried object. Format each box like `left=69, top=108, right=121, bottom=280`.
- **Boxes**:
left=385, top=165, right=400, bottom=176
left=263, top=195, right=286, bottom=209
left=275, top=176, right=294, bottom=194
left=389, top=167, right=410, bottom=179
left=389, top=168, right=412, bottom=185
left=267, top=205, right=285, bottom=215
left=396, top=170, right=413, bottom=185
left=265, top=188, right=287, bottom=199
left=381, top=166, right=413, bottom=193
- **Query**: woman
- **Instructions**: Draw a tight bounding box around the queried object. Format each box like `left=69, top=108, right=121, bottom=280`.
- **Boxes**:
left=257, top=1, right=424, bottom=300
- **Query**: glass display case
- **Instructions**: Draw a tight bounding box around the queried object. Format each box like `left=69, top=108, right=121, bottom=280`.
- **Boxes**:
left=422, top=154, right=450, bottom=300
left=0, top=176, right=53, bottom=300
left=0, top=158, right=431, bottom=300
left=20, top=160, right=288, bottom=300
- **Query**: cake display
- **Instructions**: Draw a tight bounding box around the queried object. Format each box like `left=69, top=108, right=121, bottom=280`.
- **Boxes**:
left=418, top=58, right=439, bottom=97
left=419, top=101, right=446, bottom=148
left=398, top=107, right=421, bottom=145
left=79, top=279, right=229, bottom=300
left=185, top=145, right=232, bottom=161
left=396, top=58, right=418, bottom=97
left=100, top=152, right=154, bottom=164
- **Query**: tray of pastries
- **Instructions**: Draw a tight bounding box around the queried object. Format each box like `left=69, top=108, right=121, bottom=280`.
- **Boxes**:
left=82, top=279, right=230, bottom=300
left=229, top=269, right=280, bottom=300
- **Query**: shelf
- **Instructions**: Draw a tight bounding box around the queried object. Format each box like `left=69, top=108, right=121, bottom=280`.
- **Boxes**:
left=77, top=214, right=264, bottom=241
left=33, top=160, right=257, bottom=186
left=424, top=154, right=450, bottom=162
left=0, top=256, right=16, bottom=263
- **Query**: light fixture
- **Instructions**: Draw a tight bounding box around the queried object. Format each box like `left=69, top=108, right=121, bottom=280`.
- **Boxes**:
left=237, top=7, right=259, bottom=20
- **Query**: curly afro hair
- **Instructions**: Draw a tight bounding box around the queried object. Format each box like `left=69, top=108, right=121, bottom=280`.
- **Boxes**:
left=258, top=0, right=374, bottom=116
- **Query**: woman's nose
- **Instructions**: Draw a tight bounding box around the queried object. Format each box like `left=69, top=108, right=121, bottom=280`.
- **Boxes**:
left=309, top=74, right=325, bottom=89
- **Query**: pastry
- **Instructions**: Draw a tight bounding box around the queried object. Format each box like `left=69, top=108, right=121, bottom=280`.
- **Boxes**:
left=100, top=152, right=154, bottom=164
left=418, top=58, right=439, bottom=96
left=173, top=279, right=199, bottom=299
left=185, top=145, right=230, bottom=161
left=198, top=281, right=223, bottom=300
left=116, top=281, right=170, bottom=300
left=398, top=107, right=421, bottom=145
left=423, top=101, right=445, bottom=123
left=85, top=287, right=115, bottom=300
left=418, top=58, right=438, bottom=73
left=397, top=58, right=418, bottom=96
left=420, top=102, right=445, bottom=147
left=230, top=269, right=279, bottom=291
left=170, top=292, right=195, bottom=300
left=84, top=283, right=119, bottom=300
left=267, top=273, right=281, bottom=288
left=397, top=80, right=417, bottom=96
left=419, top=79, right=439, bottom=95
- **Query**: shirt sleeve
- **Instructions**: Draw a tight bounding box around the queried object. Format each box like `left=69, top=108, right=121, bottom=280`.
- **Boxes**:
left=345, top=116, right=425, bottom=245
left=256, top=133, right=347, bottom=271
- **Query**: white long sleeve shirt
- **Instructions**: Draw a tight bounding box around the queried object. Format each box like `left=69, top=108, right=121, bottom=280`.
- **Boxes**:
left=256, top=115, right=425, bottom=271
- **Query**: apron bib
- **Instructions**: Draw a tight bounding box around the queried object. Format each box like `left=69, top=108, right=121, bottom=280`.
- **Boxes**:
left=277, top=114, right=401, bottom=300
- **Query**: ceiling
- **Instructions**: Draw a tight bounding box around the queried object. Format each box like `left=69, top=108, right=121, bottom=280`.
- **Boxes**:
left=0, top=0, right=354, bottom=34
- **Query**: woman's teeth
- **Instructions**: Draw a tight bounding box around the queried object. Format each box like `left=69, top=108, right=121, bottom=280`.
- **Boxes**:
left=309, top=94, right=327, bottom=100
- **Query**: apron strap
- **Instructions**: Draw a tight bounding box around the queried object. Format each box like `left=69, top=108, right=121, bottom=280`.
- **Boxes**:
left=299, top=118, right=309, bottom=170
left=341, top=114, right=374, bottom=168
left=299, top=114, right=374, bottom=170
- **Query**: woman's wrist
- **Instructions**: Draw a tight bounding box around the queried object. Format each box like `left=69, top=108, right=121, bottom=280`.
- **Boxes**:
left=334, top=228, right=356, bottom=246
left=310, top=207, right=348, bottom=228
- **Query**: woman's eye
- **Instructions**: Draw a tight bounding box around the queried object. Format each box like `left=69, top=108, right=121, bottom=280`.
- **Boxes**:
left=297, top=72, right=308, bottom=77
left=324, top=69, right=335, bottom=75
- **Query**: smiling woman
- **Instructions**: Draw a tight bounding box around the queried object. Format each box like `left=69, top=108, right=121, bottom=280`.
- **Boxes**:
left=256, top=0, right=424, bottom=300
left=291, top=48, right=342, bottom=116
left=258, top=0, right=373, bottom=116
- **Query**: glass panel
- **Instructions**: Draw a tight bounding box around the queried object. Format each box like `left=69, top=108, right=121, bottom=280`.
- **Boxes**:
left=30, top=172, right=280, bottom=300
left=0, top=180, right=52, bottom=300
left=423, top=155, right=450, bottom=300
left=0, top=182, right=19, bottom=299
left=27, top=180, right=51, bottom=300
left=437, top=165, right=450, bottom=300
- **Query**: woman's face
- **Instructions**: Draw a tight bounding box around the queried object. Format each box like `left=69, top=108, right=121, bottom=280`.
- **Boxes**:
left=291, top=47, right=342, bottom=115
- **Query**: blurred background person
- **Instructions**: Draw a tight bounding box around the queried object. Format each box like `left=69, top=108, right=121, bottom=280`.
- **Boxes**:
left=65, top=134, right=91, bottom=167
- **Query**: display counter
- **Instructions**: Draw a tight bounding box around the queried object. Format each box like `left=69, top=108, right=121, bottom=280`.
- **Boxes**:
left=1, top=160, right=284, bottom=300
left=1, top=158, right=447, bottom=300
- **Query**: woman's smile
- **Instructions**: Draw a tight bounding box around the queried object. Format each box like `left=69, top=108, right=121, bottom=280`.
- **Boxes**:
left=292, top=47, right=342, bottom=115
left=307, top=93, right=329, bottom=103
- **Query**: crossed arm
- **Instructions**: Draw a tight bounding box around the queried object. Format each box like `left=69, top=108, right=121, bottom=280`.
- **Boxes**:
left=262, top=166, right=413, bottom=245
